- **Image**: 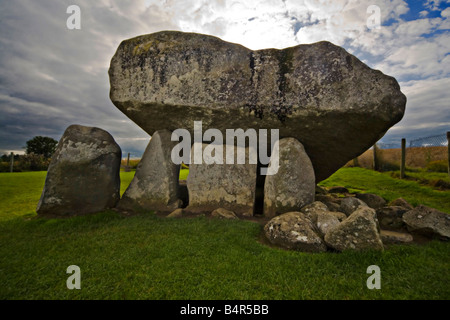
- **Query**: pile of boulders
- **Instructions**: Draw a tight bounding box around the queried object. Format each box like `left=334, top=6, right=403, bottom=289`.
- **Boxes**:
left=263, top=187, right=450, bottom=252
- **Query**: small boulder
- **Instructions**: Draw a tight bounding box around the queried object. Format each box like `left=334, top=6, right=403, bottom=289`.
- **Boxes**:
left=355, top=193, right=386, bottom=210
left=327, top=211, right=348, bottom=222
left=324, top=207, right=384, bottom=251
left=388, top=198, right=414, bottom=210
left=37, top=125, right=121, bottom=217
left=402, top=205, right=450, bottom=240
left=380, top=230, right=413, bottom=244
left=300, top=201, right=329, bottom=222
left=328, top=186, right=349, bottom=194
left=167, top=208, right=184, bottom=218
left=211, top=208, right=238, bottom=220
left=264, top=212, right=327, bottom=253
left=315, top=194, right=342, bottom=212
left=376, top=206, right=409, bottom=230
left=316, top=212, right=341, bottom=237
left=339, top=197, right=368, bottom=216
left=315, top=185, right=328, bottom=195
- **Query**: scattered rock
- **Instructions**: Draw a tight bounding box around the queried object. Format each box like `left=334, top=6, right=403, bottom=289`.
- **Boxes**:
left=376, top=206, right=409, bottom=231
left=402, top=205, right=450, bottom=240
left=355, top=193, right=386, bottom=210
left=328, top=186, right=349, bottom=194
left=167, top=208, right=184, bottom=218
left=339, top=197, right=368, bottom=216
left=211, top=208, right=238, bottom=220
left=186, top=143, right=257, bottom=216
left=388, top=198, right=414, bottom=210
left=118, top=130, right=181, bottom=213
left=264, top=138, right=315, bottom=218
left=300, top=201, right=329, bottom=222
left=327, top=211, right=348, bottom=222
left=315, top=185, right=328, bottom=195
left=316, top=212, right=341, bottom=237
left=324, top=207, right=384, bottom=251
left=264, top=212, right=327, bottom=253
left=380, top=230, right=413, bottom=244
left=109, top=30, right=406, bottom=182
left=315, top=194, right=341, bottom=212
left=37, top=125, right=121, bottom=217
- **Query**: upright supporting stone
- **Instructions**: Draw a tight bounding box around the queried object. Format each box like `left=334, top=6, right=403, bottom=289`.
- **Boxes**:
left=37, top=125, right=122, bottom=217
left=264, top=138, right=315, bottom=218
left=118, top=130, right=181, bottom=213
left=186, top=143, right=257, bottom=216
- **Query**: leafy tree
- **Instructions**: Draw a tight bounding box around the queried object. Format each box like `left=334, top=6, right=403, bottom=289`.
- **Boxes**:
left=25, top=136, right=58, bottom=159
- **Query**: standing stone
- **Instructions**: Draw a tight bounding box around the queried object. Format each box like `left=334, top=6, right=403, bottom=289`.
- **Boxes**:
left=264, top=212, right=327, bottom=252
left=264, top=138, right=315, bottom=218
left=37, top=125, right=121, bottom=216
left=186, top=144, right=257, bottom=216
left=324, top=207, right=384, bottom=251
left=402, top=205, right=450, bottom=240
left=118, top=130, right=181, bottom=213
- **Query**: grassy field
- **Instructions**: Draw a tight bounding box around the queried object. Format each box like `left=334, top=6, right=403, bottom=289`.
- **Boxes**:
left=319, top=168, right=450, bottom=213
left=0, top=168, right=449, bottom=300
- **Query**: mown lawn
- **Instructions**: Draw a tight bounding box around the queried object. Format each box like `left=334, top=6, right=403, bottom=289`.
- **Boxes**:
left=0, top=168, right=449, bottom=300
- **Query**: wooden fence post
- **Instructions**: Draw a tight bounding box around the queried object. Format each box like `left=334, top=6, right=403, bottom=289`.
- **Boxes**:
left=125, top=152, right=131, bottom=172
left=9, top=152, right=14, bottom=173
left=400, top=138, right=406, bottom=179
left=353, top=157, right=359, bottom=167
left=447, top=132, right=450, bottom=179
left=373, top=144, right=379, bottom=171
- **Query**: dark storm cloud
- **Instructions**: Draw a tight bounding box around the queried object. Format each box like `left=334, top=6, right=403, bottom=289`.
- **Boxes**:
left=0, top=0, right=177, bottom=156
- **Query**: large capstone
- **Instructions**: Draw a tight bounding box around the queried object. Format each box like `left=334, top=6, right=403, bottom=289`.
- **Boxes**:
left=185, top=143, right=257, bottom=216
left=117, top=130, right=181, bottom=213
left=264, top=137, right=315, bottom=217
left=109, top=30, right=406, bottom=182
left=37, top=125, right=121, bottom=216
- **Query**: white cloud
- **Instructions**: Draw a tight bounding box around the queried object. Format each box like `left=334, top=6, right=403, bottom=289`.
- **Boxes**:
left=442, top=7, right=450, bottom=17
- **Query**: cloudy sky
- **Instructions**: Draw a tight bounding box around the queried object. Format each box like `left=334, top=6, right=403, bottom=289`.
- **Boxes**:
left=0, top=0, right=449, bottom=157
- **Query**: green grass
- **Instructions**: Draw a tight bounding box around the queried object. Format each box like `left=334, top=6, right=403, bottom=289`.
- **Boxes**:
left=0, top=168, right=449, bottom=299
left=319, top=167, right=450, bottom=213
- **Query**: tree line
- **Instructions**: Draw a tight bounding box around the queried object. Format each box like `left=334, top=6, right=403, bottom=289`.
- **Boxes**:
left=1, top=136, right=58, bottom=172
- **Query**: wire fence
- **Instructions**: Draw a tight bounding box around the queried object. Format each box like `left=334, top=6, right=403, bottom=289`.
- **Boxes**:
left=409, top=134, right=448, bottom=148
left=350, top=132, right=449, bottom=173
